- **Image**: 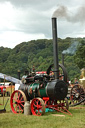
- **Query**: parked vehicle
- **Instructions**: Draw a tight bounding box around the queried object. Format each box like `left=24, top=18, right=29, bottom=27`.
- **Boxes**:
left=0, top=84, right=6, bottom=96
left=0, top=82, right=15, bottom=96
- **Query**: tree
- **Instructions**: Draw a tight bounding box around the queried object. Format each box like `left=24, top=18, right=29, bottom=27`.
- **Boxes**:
left=74, top=40, right=85, bottom=69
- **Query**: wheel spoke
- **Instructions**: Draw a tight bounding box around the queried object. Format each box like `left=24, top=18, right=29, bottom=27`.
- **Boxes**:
left=17, top=92, right=20, bottom=100
left=38, top=105, right=42, bottom=109
left=12, top=98, right=17, bottom=102
left=36, top=100, right=39, bottom=105
left=73, top=88, right=79, bottom=93
left=14, top=93, right=17, bottom=100
left=19, top=105, right=23, bottom=113
left=20, top=95, right=23, bottom=101
left=20, top=103, right=24, bottom=107
left=18, top=93, right=21, bottom=100
left=16, top=92, right=19, bottom=99
left=37, top=110, right=41, bottom=116
left=20, top=101, right=25, bottom=103
left=33, top=104, right=37, bottom=107
left=34, top=108, right=37, bottom=112
left=14, top=104, right=18, bottom=111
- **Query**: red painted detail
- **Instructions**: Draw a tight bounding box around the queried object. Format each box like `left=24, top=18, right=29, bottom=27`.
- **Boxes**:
left=42, top=97, right=72, bottom=116
left=43, top=97, right=49, bottom=105
left=0, top=85, right=6, bottom=95
left=43, top=97, right=49, bottom=101
left=10, top=90, right=25, bottom=114
left=36, top=71, right=46, bottom=74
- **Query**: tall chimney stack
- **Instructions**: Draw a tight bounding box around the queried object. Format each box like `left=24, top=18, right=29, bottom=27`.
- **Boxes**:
left=52, top=18, right=59, bottom=79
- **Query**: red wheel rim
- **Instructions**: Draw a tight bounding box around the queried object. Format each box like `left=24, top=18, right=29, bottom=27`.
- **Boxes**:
left=10, top=90, right=27, bottom=114
left=31, top=98, right=45, bottom=116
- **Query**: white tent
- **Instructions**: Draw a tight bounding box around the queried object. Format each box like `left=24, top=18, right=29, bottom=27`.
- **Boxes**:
left=0, top=73, right=22, bottom=84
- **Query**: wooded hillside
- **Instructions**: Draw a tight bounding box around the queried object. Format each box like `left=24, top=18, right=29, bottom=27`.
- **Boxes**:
left=0, top=37, right=84, bottom=82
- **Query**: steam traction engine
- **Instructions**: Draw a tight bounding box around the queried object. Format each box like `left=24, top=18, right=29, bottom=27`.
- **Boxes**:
left=10, top=18, right=71, bottom=116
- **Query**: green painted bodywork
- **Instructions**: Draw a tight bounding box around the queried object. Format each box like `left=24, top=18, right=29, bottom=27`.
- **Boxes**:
left=27, top=82, right=47, bottom=98
left=39, top=88, right=47, bottom=97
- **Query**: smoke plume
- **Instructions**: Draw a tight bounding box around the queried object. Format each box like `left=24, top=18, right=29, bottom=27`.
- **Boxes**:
left=52, top=5, right=85, bottom=24
left=62, top=41, right=79, bottom=55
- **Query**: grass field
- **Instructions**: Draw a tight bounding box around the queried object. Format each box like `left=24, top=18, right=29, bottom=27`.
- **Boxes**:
left=0, top=97, right=85, bottom=128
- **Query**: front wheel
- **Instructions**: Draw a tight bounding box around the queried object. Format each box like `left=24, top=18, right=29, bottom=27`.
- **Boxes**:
left=31, top=97, right=45, bottom=116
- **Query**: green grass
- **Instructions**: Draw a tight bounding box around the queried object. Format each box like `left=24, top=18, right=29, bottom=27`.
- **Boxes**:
left=0, top=97, right=85, bottom=128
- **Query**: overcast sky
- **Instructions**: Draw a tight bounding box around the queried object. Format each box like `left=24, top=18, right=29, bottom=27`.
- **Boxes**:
left=0, top=0, right=85, bottom=48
